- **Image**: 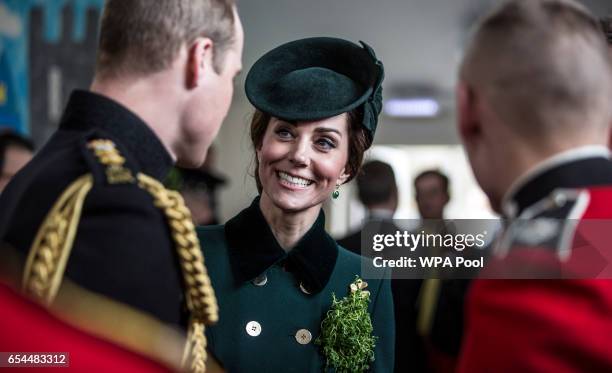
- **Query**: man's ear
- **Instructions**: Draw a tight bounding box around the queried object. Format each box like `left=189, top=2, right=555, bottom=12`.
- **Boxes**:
left=187, top=37, right=214, bottom=89
left=457, top=81, right=480, bottom=143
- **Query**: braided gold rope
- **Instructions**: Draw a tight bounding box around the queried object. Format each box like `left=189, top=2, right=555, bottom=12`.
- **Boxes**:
left=182, top=319, right=207, bottom=373
left=137, top=173, right=218, bottom=373
left=22, top=174, right=94, bottom=306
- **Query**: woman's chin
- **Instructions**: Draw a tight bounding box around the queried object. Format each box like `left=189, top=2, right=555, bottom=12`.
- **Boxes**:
left=268, top=192, right=320, bottom=213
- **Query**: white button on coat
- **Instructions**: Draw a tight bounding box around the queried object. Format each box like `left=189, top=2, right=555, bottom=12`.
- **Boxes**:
left=299, top=282, right=311, bottom=294
left=246, top=321, right=262, bottom=337
left=295, top=329, right=312, bottom=345
left=252, top=273, right=268, bottom=286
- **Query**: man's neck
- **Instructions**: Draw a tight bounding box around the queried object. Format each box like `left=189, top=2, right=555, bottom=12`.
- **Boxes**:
left=90, top=74, right=183, bottom=163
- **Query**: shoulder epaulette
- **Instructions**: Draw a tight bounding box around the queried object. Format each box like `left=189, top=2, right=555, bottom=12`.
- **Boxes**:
left=496, top=189, right=590, bottom=261
left=86, top=139, right=135, bottom=184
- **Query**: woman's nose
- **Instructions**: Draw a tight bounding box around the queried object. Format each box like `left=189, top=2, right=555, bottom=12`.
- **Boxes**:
left=288, top=140, right=310, bottom=167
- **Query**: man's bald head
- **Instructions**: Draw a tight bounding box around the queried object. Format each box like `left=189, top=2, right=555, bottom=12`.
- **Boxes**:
left=461, top=0, right=612, bottom=143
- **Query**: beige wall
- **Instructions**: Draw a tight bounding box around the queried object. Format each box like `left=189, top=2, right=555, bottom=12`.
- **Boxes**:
left=215, top=94, right=258, bottom=222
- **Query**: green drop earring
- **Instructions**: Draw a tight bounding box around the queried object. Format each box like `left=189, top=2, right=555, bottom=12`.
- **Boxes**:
left=332, top=185, right=340, bottom=199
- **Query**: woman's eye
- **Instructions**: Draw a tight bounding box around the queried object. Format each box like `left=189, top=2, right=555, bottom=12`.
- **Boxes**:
left=316, top=138, right=336, bottom=150
left=276, top=129, right=293, bottom=139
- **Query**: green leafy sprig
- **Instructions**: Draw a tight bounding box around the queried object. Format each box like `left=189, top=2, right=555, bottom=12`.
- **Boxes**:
left=163, top=167, right=184, bottom=191
left=316, top=277, right=376, bottom=372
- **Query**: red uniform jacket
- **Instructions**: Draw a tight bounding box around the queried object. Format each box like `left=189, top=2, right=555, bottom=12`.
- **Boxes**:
left=0, top=284, right=171, bottom=372
left=459, top=156, right=612, bottom=373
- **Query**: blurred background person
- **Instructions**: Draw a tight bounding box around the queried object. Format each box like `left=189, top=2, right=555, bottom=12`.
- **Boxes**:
left=166, top=146, right=229, bottom=226
left=336, top=160, right=399, bottom=256
left=457, top=0, right=612, bottom=371
left=414, top=169, right=450, bottom=221
left=412, top=169, right=457, bottom=373
left=394, top=169, right=469, bottom=373
left=0, top=131, right=34, bottom=193
left=195, top=145, right=228, bottom=225
left=179, top=168, right=227, bottom=226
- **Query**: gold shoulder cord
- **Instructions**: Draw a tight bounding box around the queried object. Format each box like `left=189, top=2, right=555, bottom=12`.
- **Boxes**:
left=22, top=139, right=218, bottom=373
left=22, top=174, right=94, bottom=305
left=137, top=173, right=218, bottom=373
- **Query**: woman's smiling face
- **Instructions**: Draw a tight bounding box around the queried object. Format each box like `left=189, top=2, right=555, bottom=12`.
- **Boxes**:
left=257, top=114, right=351, bottom=212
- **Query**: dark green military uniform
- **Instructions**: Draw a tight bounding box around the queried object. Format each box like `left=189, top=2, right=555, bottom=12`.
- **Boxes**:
left=198, top=197, right=395, bottom=372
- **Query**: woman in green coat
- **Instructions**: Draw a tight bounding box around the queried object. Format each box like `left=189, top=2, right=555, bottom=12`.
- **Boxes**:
left=198, top=37, right=394, bottom=372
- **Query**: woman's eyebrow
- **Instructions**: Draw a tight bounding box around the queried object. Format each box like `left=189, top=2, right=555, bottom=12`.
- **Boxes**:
left=276, top=120, right=342, bottom=137
left=315, top=127, right=342, bottom=136
left=274, top=118, right=298, bottom=126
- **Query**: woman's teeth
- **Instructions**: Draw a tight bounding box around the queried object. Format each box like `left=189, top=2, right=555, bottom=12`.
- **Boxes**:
left=278, top=171, right=313, bottom=187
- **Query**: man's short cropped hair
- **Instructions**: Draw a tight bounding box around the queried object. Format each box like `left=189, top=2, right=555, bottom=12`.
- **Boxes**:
left=356, top=160, right=397, bottom=206
left=96, top=0, right=236, bottom=79
left=461, top=0, right=612, bottom=138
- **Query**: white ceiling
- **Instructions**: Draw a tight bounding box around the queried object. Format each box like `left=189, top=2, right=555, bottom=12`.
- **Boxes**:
left=241, top=0, right=473, bottom=91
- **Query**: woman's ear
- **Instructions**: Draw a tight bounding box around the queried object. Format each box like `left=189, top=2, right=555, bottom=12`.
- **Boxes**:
left=337, top=168, right=350, bottom=185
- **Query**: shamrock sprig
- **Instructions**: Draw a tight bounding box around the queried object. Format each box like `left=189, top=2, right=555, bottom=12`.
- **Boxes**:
left=316, top=276, right=376, bottom=372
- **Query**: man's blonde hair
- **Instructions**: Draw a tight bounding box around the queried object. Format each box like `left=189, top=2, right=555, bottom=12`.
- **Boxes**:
left=461, top=0, right=612, bottom=138
left=96, top=0, right=236, bottom=79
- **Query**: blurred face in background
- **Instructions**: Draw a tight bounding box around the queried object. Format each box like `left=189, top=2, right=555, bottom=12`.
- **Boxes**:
left=181, top=189, right=214, bottom=226
left=0, top=145, right=33, bottom=193
left=415, top=174, right=449, bottom=220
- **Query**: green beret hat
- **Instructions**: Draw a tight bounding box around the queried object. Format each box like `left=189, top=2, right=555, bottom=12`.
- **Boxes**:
left=245, top=37, right=385, bottom=141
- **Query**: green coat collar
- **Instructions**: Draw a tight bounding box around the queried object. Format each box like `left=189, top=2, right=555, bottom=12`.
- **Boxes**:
left=224, top=197, right=338, bottom=294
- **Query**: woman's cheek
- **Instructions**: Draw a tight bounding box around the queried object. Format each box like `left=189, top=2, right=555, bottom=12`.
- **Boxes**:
left=316, top=154, right=347, bottom=183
